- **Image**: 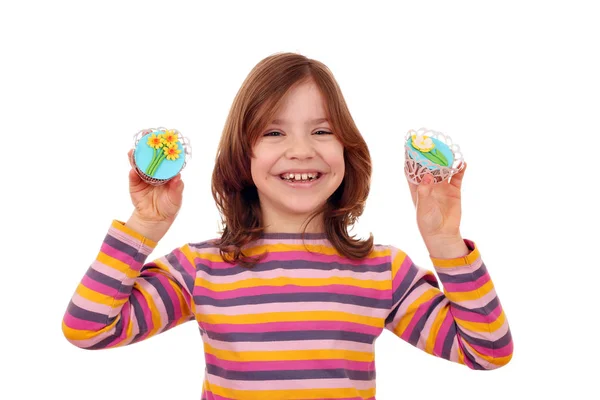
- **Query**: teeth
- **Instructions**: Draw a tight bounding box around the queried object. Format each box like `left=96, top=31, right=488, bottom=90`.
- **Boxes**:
left=280, top=172, right=320, bottom=182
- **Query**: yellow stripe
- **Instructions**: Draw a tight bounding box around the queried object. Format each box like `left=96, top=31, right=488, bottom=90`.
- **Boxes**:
left=391, top=250, right=408, bottom=278
left=96, top=252, right=139, bottom=278
left=425, top=304, right=449, bottom=354
left=445, top=279, right=494, bottom=302
left=204, top=343, right=374, bottom=363
left=196, top=276, right=388, bottom=291
left=198, top=310, right=383, bottom=328
left=111, top=220, right=157, bottom=248
left=76, top=283, right=118, bottom=307
left=463, top=341, right=512, bottom=366
left=207, top=383, right=376, bottom=400
left=456, top=310, right=506, bottom=333
left=430, top=245, right=480, bottom=268
left=393, top=288, right=440, bottom=336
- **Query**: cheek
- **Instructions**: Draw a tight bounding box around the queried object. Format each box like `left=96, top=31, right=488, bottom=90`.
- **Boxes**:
left=326, top=143, right=346, bottom=175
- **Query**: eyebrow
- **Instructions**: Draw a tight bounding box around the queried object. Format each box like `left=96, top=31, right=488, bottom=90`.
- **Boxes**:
left=270, top=118, right=329, bottom=125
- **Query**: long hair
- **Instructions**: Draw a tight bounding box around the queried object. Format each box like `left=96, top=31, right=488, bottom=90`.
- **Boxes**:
left=211, top=52, right=373, bottom=267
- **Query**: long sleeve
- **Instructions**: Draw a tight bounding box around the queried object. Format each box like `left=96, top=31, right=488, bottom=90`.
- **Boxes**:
left=62, top=220, right=196, bottom=349
left=384, top=239, right=513, bottom=370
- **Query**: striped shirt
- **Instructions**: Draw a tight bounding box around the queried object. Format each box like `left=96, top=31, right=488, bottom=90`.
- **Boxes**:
left=62, top=220, right=513, bottom=399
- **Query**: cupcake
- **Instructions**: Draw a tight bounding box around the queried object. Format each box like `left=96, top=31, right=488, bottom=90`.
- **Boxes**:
left=131, top=127, right=191, bottom=185
left=404, top=128, right=464, bottom=184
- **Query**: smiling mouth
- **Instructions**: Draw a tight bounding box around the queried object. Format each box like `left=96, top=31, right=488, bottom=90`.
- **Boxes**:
left=279, top=172, right=323, bottom=182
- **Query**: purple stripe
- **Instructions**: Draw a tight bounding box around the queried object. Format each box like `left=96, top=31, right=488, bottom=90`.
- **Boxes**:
left=204, top=329, right=376, bottom=344
left=205, top=363, right=375, bottom=381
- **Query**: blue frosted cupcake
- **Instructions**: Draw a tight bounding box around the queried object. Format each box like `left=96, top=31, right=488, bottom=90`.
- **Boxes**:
left=131, top=127, right=191, bottom=185
left=404, top=128, right=464, bottom=184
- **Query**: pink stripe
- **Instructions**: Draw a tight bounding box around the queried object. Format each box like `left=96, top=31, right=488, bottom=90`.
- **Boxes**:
left=81, top=275, right=122, bottom=298
left=204, top=392, right=235, bottom=400
left=90, top=261, right=133, bottom=283
left=205, top=392, right=371, bottom=400
left=71, top=292, right=111, bottom=315
left=451, top=302, right=502, bottom=324
left=391, top=253, right=413, bottom=293
left=196, top=268, right=389, bottom=284
left=202, top=320, right=382, bottom=336
left=205, top=353, right=375, bottom=372
left=100, top=241, right=142, bottom=270
left=205, top=373, right=375, bottom=391
left=171, top=247, right=197, bottom=277
left=63, top=313, right=107, bottom=331
left=200, top=302, right=388, bottom=320
left=207, top=338, right=374, bottom=353
left=433, top=311, right=454, bottom=356
left=443, top=272, right=491, bottom=293
left=454, top=288, right=497, bottom=309
left=193, top=284, right=387, bottom=301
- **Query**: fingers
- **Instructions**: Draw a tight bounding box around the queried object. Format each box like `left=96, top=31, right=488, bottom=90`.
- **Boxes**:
left=449, top=161, right=467, bottom=189
left=407, top=181, right=418, bottom=207
left=127, top=149, right=135, bottom=168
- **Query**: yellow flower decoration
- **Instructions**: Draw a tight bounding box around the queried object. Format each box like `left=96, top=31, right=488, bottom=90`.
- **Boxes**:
left=411, top=134, right=435, bottom=152
left=163, top=130, right=179, bottom=146
left=163, top=143, right=182, bottom=160
left=147, top=133, right=165, bottom=149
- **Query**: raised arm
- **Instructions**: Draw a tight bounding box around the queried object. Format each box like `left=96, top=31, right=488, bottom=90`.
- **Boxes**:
left=62, top=220, right=196, bottom=349
left=385, top=241, right=513, bottom=369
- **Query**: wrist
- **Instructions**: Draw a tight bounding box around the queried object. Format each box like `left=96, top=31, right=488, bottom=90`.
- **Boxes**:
left=125, top=213, right=172, bottom=242
left=424, top=235, right=469, bottom=259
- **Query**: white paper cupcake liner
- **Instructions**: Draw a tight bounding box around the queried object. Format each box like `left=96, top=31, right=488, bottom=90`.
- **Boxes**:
left=404, top=127, right=464, bottom=185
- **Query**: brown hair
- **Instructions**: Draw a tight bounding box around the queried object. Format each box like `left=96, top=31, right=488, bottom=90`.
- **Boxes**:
left=211, top=52, right=373, bottom=267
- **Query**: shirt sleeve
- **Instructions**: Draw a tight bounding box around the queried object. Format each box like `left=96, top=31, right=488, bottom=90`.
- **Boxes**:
left=62, top=220, right=197, bottom=349
left=384, top=240, right=513, bottom=369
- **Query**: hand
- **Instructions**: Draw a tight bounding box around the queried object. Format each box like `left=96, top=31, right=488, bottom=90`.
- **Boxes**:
left=407, top=162, right=468, bottom=256
left=126, top=149, right=184, bottom=241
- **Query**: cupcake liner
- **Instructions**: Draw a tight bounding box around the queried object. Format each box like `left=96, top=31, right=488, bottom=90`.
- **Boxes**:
left=404, top=127, right=464, bottom=185
left=131, top=127, right=192, bottom=186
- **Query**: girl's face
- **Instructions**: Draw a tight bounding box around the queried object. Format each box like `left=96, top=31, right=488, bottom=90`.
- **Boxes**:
left=251, top=80, right=345, bottom=232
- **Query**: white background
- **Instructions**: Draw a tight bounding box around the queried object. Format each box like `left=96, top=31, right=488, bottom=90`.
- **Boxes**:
left=1, top=0, right=599, bottom=399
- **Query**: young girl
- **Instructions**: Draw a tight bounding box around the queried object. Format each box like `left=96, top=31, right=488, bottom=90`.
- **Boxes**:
left=62, top=52, right=513, bottom=400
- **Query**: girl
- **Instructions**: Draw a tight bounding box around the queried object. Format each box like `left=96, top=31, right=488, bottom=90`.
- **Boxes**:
left=62, top=52, right=513, bottom=400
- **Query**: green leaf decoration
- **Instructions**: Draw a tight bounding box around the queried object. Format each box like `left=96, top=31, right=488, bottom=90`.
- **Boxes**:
left=431, top=148, right=449, bottom=166
left=420, top=150, right=444, bottom=166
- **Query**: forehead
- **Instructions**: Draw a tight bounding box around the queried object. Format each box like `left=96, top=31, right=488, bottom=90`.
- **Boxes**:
left=273, top=81, right=327, bottom=120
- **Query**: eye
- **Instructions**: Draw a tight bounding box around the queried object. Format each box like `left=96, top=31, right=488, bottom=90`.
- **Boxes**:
left=263, top=131, right=283, bottom=137
left=314, top=130, right=333, bottom=135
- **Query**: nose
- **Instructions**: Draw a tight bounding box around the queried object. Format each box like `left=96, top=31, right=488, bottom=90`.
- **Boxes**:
left=285, top=134, right=316, bottom=160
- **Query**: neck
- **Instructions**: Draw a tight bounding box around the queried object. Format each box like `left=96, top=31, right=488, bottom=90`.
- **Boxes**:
left=262, top=211, right=325, bottom=234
